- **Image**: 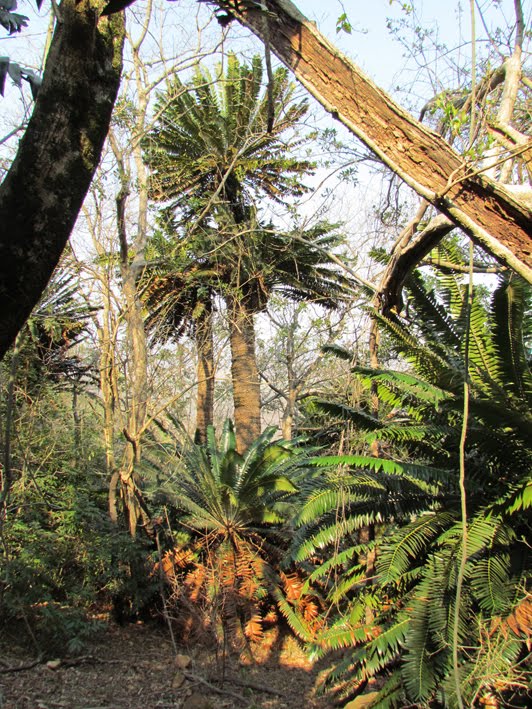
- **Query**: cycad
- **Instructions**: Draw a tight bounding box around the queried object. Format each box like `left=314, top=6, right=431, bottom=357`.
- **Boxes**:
left=165, top=420, right=308, bottom=647
left=143, top=55, right=353, bottom=450
left=143, top=52, right=312, bottom=224
left=291, top=264, right=531, bottom=707
left=140, top=230, right=218, bottom=443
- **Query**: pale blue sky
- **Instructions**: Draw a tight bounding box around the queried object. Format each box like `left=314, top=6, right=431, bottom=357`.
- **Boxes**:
left=300, top=0, right=530, bottom=99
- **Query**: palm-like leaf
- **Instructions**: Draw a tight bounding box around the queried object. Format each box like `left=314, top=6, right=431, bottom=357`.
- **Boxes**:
left=290, top=267, right=531, bottom=705
left=143, top=53, right=312, bottom=221
left=165, top=421, right=312, bottom=646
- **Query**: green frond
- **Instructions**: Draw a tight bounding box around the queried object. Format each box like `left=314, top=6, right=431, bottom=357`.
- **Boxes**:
left=272, top=585, right=316, bottom=642
left=321, top=343, right=354, bottom=361
left=316, top=616, right=369, bottom=650
left=327, top=563, right=373, bottom=604
left=309, top=454, right=449, bottom=487
left=220, top=418, right=237, bottom=458
left=491, top=274, right=532, bottom=404
left=306, top=544, right=365, bottom=585
left=378, top=512, right=455, bottom=584
left=401, top=625, right=437, bottom=702
left=372, top=309, right=463, bottom=390
left=353, top=366, right=452, bottom=408
left=294, top=485, right=354, bottom=527
left=406, top=268, right=461, bottom=348
left=493, top=476, right=532, bottom=515
left=312, top=399, right=383, bottom=431
left=470, top=552, right=512, bottom=614
left=368, top=671, right=406, bottom=709
left=370, top=615, right=409, bottom=658
left=294, top=515, right=368, bottom=562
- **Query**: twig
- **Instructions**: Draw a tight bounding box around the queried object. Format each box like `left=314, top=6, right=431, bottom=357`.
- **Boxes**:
left=59, top=655, right=127, bottom=667
left=0, top=658, right=42, bottom=673
left=156, top=527, right=179, bottom=655
left=0, top=654, right=131, bottom=673
left=183, top=671, right=248, bottom=703
left=221, top=674, right=284, bottom=696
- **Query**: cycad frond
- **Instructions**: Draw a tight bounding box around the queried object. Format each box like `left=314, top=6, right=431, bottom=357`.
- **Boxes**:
left=292, top=261, right=531, bottom=706
left=378, top=512, right=455, bottom=584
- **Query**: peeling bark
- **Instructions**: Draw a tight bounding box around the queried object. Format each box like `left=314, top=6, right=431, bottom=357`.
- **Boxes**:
left=379, top=215, right=455, bottom=315
left=219, top=0, right=532, bottom=281
left=0, top=3, right=125, bottom=359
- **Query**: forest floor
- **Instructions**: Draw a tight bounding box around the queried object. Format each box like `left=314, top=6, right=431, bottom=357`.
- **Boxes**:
left=0, top=621, right=336, bottom=709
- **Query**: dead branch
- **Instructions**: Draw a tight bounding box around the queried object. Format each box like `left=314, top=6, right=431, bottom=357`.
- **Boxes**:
left=378, top=215, right=455, bottom=315
left=183, top=671, right=249, bottom=703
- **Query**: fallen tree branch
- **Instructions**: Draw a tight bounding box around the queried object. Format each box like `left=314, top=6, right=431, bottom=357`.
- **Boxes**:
left=217, top=0, right=532, bottom=282
left=0, top=658, right=42, bottom=673
left=222, top=674, right=284, bottom=696
left=183, top=671, right=248, bottom=703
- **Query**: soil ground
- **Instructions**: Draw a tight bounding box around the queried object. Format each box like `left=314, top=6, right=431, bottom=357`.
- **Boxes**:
left=0, top=622, right=335, bottom=709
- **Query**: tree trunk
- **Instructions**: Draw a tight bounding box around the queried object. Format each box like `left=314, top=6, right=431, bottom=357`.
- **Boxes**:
left=281, top=320, right=296, bottom=440
left=219, top=0, right=532, bottom=281
left=0, top=3, right=125, bottom=359
left=281, top=390, right=296, bottom=441
left=112, top=132, right=151, bottom=537
left=195, top=301, right=215, bottom=444
left=227, top=296, right=261, bottom=453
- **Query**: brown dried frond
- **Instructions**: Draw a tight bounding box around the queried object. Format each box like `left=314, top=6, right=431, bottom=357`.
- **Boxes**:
left=152, top=547, right=195, bottom=582
left=185, top=564, right=207, bottom=602
left=300, top=596, right=320, bottom=625
left=239, top=574, right=261, bottom=601
left=244, top=613, right=264, bottom=643
left=490, top=595, right=532, bottom=647
left=281, top=571, right=304, bottom=601
left=263, top=608, right=278, bottom=625
left=217, top=551, right=237, bottom=589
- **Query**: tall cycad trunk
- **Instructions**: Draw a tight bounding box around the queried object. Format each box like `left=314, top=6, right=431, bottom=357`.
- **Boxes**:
left=227, top=295, right=261, bottom=453
left=194, top=301, right=215, bottom=444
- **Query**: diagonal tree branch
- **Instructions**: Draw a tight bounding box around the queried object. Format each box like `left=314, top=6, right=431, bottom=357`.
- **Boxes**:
left=215, top=0, right=532, bottom=282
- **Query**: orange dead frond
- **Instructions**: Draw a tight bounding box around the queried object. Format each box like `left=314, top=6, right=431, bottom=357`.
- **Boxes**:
left=244, top=613, right=264, bottom=643
left=512, top=597, right=532, bottom=635
left=263, top=608, right=278, bottom=624
left=281, top=571, right=304, bottom=601
left=184, top=564, right=207, bottom=602
left=300, top=597, right=320, bottom=625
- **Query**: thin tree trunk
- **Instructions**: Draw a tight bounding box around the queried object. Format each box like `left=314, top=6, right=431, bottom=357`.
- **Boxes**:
left=72, top=381, right=82, bottom=469
left=281, top=321, right=296, bottom=440
left=92, top=292, right=120, bottom=522
left=111, top=137, right=151, bottom=537
left=281, top=391, right=296, bottom=441
left=0, top=4, right=125, bottom=358
left=0, top=331, right=24, bottom=532
left=220, top=0, right=532, bottom=281
left=195, top=302, right=215, bottom=444
left=227, top=296, right=261, bottom=453
left=358, top=315, right=380, bottom=625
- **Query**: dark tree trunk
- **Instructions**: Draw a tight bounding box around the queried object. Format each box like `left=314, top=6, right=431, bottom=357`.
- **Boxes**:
left=218, top=0, right=532, bottom=281
left=195, top=301, right=215, bottom=444
left=0, top=3, right=125, bottom=359
left=227, top=295, right=261, bottom=453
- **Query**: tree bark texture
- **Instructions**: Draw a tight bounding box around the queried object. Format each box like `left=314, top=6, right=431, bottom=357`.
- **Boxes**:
left=112, top=132, right=151, bottom=537
left=0, top=3, right=125, bottom=359
left=227, top=296, right=261, bottom=453
left=378, top=212, right=455, bottom=314
left=194, top=303, right=215, bottom=444
left=219, top=0, right=532, bottom=281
